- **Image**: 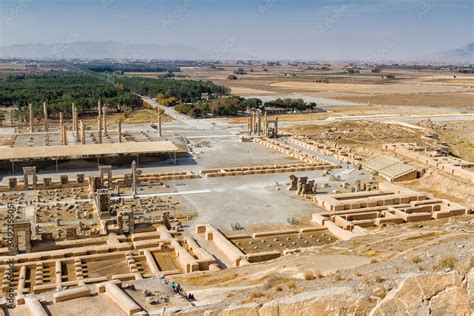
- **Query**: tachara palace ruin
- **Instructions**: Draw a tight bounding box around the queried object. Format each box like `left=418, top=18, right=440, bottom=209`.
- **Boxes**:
left=1, top=101, right=175, bottom=173
left=0, top=102, right=472, bottom=315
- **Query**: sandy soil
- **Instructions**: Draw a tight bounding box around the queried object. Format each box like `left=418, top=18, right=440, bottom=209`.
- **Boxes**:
left=179, top=65, right=474, bottom=108
left=336, top=92, right=474, bottom=108
left=271, top=81, right=378, bottom=91
left=225, top=104, right=464, bottom=125
left=82, top=109, right=173, bottom=125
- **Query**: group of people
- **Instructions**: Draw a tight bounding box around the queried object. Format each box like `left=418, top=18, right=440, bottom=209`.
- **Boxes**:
left=170, top=281, right=196, bottom=301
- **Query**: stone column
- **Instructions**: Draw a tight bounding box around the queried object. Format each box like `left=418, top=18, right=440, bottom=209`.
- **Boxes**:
left=97, top=117, right=102, bottom=144
left=117, top=215, right=123, bottom=235
left=80, top=120, right=86, bottom=144
left=256, top=110, right=261, bottom=135
left=62, top=123, right=67, bottom=145
left=128, top=209, right=134, bottom=235
left=264, top=112, right=268, bottom=137
left=248, top=116, right=252, bottom=135
left=43, top=102, right=48, bottom=131
left=102, top=106, right=107, bottom=134
left=71, top=103, right=76, bottom=133
left=59, top=111, right=63, bottom=127
left=73, top=103, right=79, bottom=142
left=118, top=120, right=122, bottom=143
left=157, top=108, right=162, bottom=137
left=275, top=117, right=279, bottom=138
left=59, top=112, right=65, bottom=145
left=97, top=101, right=102, bottom=121
left=107, top=171, right=112, bottom=189
left=131, top=160, right=137, bottom=197
left=23, top=174, right=29, bottom=189
left=252, top=110, right=256, bottom=134
left=28, top=104, right=34, bottom=132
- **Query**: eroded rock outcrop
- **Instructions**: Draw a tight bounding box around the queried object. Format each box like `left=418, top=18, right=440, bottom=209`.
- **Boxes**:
left=369, top=271, right=469, bottom=316
left=177, top=271, right=471, bottom=316
left=218, top=287, right=371, bottom=316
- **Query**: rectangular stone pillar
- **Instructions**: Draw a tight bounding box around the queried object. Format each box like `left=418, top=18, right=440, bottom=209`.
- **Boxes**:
left=76, top=174, right=85, bottom=185
left=60, top=175, right=69, bottom=186
left=43, top=178, right=52, bottom=189
left=23, top=175, right=29, bottom=189
left=8, top=178, right=17, bottom=191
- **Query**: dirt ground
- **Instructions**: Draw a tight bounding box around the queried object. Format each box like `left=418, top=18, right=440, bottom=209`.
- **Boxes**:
left=83, top=109, right=172, bottom=125
left=225, top=104, right=464, bottom=125
left=282, top=120, right=431, bottom=159
left=336, top=92, right=474, bottom=108
left=432, top=120, right=474, bottom=162
left=177, top=65, right=474, bottom=109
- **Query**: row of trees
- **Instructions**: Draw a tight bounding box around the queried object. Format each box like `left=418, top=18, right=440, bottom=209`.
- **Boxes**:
left=174, top=97, right=317, bottom=118
left=174, top=97, right=262, bottom=117
left=0, top=72, right=142, bottom=117
left=114, top=76, right=230, bottom=103
left=264, top=98, right=318, bottom=111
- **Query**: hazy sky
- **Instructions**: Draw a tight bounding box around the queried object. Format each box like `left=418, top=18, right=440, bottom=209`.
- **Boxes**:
left=1, top=0, right=473, bottom=60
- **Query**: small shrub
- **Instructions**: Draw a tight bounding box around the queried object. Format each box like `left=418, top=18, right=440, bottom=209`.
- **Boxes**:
left=433, top=255, right=458, bottom=270
left=304, top=270, right=316, bottom=280
left=250, top=290, right=264, bottom=299
left=411, top=256, right=422, bottom=264
left=375, top=274, right=384, bottom=283
left=287, top=280, right=296, bottom=289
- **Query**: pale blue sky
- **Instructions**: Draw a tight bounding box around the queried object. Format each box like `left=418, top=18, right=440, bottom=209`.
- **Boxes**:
left=1, top=0, right=473, bottom=60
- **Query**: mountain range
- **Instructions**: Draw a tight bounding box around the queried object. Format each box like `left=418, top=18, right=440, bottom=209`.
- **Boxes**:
left=0, top=41, right=472, bottom=63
